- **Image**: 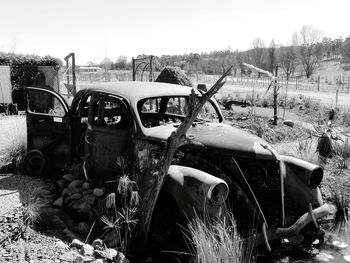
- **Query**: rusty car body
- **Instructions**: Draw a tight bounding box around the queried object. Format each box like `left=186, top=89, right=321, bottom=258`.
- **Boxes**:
left=24, top=81, right=329, bottom=259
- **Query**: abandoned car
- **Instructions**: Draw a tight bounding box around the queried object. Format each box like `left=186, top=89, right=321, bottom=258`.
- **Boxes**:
left=24, top=81, right=330, bottom=257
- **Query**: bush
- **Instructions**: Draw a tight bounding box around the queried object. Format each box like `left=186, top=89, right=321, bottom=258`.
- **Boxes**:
left=0, top=52, right=62, bottom=68
left=188, top=213, right=255, bottom=263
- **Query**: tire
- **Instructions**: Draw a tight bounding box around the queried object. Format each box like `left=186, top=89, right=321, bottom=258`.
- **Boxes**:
left=23, top=149, right=46, bottom=178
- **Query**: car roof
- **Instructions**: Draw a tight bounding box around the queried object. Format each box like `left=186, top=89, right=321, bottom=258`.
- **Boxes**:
left=78, top=81, right=200, bottom=102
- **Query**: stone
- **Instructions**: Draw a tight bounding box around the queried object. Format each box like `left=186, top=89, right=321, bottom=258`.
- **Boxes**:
left=53, top=196, right=64, bottom=207
left=83, top=194, right=96, bottom=205
left=92, top=239, right=104, bottom=250
left=81, top=244, right=94, bottom=256
left=68, top=199, right=84, bottom=210
left=70, top=193, right=83, bottom=200
left=59, top=251, right=80, bottom=262
left=63, top=187, right=83, bottom=196
left=63, top=173, right=79, bottom=182
left=69, top=179, right=85, bottom=188
left=93, top=259, right=106, bottom=263
left=56, top=179, right=67, bottom=190
left=73, top=222, right=90, bottom=235
left=82, top=182, right=91, bottom=190
left=105, top=248, right=118, bottom=259
left=103, top=231, right=117, bottom=249
left=283, top=120, right=294, bottom=127
left=35, top=188, right=52, bottom=196
left=93, top=188, right=105, bottom=197
left=70, top=238, right=84, bottom=249
left=54, top=240, right=68, bottom=249
left=116, top=252, right=129, bottom=263
left=74, top=255, right=95, bottom=263
left=79, top=202, right=92, bottom=214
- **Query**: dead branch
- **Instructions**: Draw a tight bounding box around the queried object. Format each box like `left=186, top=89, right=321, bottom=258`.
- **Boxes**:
left=139, top=66, right=233, bottom=246
left=242, top=62, right=276, bottom=80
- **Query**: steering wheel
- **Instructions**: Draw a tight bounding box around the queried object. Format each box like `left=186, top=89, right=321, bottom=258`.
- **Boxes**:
left=142, top=119, right=160, bottom=128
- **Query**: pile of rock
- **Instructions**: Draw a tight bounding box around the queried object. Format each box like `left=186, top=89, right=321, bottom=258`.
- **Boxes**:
left=59, top=238, right=129, bottom=263
left=31, top=164, right=129, bottom=262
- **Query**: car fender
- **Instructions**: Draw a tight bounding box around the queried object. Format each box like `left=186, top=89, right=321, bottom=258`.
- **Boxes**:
left=164, top=165, right=229, bottom=219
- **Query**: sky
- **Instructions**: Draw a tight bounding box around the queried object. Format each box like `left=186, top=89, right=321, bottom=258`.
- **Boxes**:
left=0, top=0, right=349, bottom=65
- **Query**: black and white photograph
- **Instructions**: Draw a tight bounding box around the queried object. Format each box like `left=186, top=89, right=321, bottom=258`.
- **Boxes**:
left=1, top=0, right=350, bottom=262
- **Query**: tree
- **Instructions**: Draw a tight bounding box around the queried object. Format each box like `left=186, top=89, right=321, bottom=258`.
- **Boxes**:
left=294, top=25, right=323, bottom=78
left=249, top=38, right=266, bottom=77
left=279, top=46, right=297, bottom=80
left=115, top=56, right=128, bottom=70
left=266, top=40, right=278, bottom=74
left=100, top=57, right=113, bottom=70
left=341, top=36, right=350, bottom=62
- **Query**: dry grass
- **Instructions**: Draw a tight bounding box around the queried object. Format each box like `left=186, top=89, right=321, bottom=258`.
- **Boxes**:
left=188, top=213, right=255, bottom=263
left=0, top=116, right=27, bottom=171
left=293, top=138, right=319, bottom=165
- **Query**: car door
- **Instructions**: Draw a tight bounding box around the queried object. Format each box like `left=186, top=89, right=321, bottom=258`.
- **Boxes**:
left=84, top=93, right=134, bottom=186
left=25, top=87, right=71, bottom=171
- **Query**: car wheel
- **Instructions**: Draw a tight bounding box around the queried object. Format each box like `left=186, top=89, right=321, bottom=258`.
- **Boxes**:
left=23, top=149, right=46, bottom=178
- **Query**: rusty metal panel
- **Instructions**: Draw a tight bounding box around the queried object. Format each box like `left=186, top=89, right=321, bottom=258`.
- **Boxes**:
left=0, top=65, right=12, bottom=104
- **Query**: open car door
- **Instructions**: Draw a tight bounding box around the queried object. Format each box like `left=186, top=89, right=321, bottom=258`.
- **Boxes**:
left=24, top=87, right=70, bottom=177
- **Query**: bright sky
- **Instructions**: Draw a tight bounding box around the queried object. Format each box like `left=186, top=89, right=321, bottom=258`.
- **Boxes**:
left=0, top=0, right=349, bottom=65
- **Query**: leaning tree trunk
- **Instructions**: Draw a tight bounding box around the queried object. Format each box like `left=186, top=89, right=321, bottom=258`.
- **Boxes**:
left=138, top=66, right=232, bottom=248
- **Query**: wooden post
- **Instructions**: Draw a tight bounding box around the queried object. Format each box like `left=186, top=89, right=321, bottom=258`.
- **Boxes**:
left=317, top=75, right=320, bottom=92
left=336, top=89, right=339, bottom=107
left=348, top=76, right=350, bottom=93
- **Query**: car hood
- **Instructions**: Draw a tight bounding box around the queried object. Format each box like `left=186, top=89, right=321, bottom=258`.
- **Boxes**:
left=145, top=123, right=279, bottom=160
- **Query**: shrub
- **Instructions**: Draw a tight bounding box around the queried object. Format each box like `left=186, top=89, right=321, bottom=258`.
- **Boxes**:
left=0, top=52, right=62, bottom=68
left=0, top=116, right=27, bottom=171
left=294, top=138, right=319, bottom=165
left=188, top=213, right=255, bottom=263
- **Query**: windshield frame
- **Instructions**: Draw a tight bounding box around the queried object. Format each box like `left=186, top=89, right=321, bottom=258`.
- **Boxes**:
left=137, top=95, right=224, bottom=128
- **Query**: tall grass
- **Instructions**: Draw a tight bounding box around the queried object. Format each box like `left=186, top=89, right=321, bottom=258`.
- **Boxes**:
left=188, top=213, right=255, bottom=263
left=0, top=117, right=27, bottom=171
left=293, top=138, right=319, bottom=165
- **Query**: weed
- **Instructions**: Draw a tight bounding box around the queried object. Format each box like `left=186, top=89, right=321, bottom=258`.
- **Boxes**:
left=188, top=212, right=255, bottom=263
left=0, top=117, right=27, bottom=171
left=294, top=139, right=319, bottom=164
left=101, top=157, right=139, bottom=256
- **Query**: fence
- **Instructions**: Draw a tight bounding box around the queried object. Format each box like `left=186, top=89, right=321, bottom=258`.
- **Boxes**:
left=189, top=73, right=350, bottom=94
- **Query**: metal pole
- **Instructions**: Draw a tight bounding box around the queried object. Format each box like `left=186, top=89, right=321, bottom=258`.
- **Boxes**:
left=317, top=75, right=320, bottom=92
left=149, top=55, right=153, bottom=82
left=132, top=58, right=136, bottom=81
left=72, top=53, right=76, bottom=95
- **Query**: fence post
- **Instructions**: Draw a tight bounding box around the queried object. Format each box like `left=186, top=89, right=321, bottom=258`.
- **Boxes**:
left=336, top=89, right=339, bottom=107
left=317, top=75, right=320, bottom=92
left=348, top=76, right=350, bottom=93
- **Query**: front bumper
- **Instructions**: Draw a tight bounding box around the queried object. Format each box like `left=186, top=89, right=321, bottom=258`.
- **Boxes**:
left=256, top=203, right=330, bottom=250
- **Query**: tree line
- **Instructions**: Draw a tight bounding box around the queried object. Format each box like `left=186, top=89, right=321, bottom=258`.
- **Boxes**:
left=94, top=26, right=350, bottom=79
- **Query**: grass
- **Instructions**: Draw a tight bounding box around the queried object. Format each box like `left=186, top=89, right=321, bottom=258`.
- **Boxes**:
left=0, top=116, right=27, bottom=171
left=188, top=213, right=255, bottom=263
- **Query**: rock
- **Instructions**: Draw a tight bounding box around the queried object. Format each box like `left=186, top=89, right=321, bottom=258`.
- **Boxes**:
left=92, top=239, right=104, bottom=250
left=56, top=179, right=67, bottom=190
left=93, top=259, right=106, bottom=263
left=73, top=222, right=90, bottom=235
left=79, top=202, right=92, bottom=214
left=68, top=199, right=84, bottom=210
left=74, top=255, right=95, bottom=263
left=63, top=187, right=83, bottom=196
left=93, top=188, right=105, bottom=197
left=116, top=252, right=129, bottom=263
left=283, top=120, right=294, bottom=127
left=103, top=231, right=117, bottom=248
left=53, top=196, right=64, bottom=207
left=83, top=194, right=96, bottom=205
left=59, top=251, right=80, bottom=262
left=94, top=249, right=118, bottom=260
left=105, top=248, right=118, bottom=259
left=70, top=193, right=83, bottom=200
left=69, top=179, right=85, bottom=188
left=35, top=188, right=52, bottom=196
left=54, top=240, right=69, bottom=249
left=82, top=182, right=91, bottom=190
left=70, top=238, right=84, bottom=249
left=81, top=244, right=94, bottom=256
left=63, top=173, right=79, bottom=182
